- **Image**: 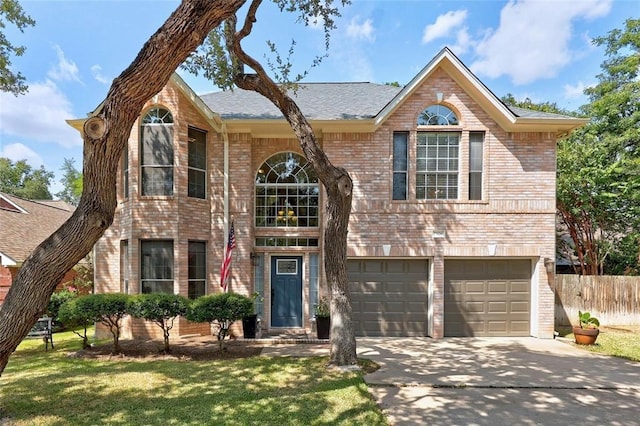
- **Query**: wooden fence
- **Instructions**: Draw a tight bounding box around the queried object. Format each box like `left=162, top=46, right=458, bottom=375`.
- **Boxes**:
left=555, top=275, right=640, bottom=327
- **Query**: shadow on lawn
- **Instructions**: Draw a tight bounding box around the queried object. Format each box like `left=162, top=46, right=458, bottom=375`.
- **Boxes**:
left=3, top=338, right=386, bottom=425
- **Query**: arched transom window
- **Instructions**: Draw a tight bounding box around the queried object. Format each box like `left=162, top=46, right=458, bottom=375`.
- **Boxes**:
left=255, top=152, right=319, bottom=227
left=417, top=104, right=459, bottom=126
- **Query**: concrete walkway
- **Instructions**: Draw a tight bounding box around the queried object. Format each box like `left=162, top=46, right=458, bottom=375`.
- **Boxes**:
left=262, top=337, right=640, bottom=425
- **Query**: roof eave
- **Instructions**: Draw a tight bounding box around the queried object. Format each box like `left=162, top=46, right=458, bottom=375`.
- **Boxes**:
left=170, top=73, right=223, bottom=133
left=507, top=117, right=590, bottom=134
left=223, top=118, right=376, bottom=138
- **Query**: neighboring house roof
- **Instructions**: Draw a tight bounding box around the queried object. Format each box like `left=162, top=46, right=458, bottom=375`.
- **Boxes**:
left=0, top=193, right=74, bottom=266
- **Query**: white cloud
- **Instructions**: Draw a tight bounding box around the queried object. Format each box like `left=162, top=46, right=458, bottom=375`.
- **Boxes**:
left=346, top=17, right=375, bottom=42
left=47, top=45, right=82, bottom=84
left=0, top=80, right=82, bottom=148
left=91, top=64, right=110, bottom=84
left=564, top=81, right=589, bottom=98
left=449, top=28, right=473, bottom=56
left=0, top=143, right=44, bottom=166
left=422, top=10, right=468, bottom=44
left=470, top=0, right=613, bottom=85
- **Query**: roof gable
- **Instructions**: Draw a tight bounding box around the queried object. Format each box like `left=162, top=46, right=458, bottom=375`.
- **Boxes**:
left=376, top=47, right=587, bottom=133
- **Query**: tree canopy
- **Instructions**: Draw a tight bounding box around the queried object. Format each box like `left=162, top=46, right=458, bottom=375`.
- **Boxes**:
left=557, top=18, right=640, bottom=275
left=0, top=157, right=53, bottom=199
left=0, top=0, right=35, bottom=95
left=55, top=158, right=83, bottom=206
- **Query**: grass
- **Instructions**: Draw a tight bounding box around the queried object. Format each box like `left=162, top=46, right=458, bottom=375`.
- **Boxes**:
left=1, top=330, right=388, bottom=425
left=561, top=326, right=640, bottom=362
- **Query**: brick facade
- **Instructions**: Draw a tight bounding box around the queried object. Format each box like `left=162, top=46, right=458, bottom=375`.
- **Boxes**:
left=91, top=50, right=584, bottom=340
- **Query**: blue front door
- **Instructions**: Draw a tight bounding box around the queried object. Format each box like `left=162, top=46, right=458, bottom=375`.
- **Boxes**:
left=271, top=256, right=303, bottom=327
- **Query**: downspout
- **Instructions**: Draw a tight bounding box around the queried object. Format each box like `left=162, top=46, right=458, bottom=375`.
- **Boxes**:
left=222, top=122, right=230, bottom=251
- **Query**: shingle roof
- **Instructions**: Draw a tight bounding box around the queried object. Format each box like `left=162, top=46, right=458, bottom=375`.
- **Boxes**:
left=0, top=193, right=73, bottom=265
left=507, top=106, right=579, bottom=120
left=200, top=82, right=579, bottom=122
left=200, top=82, right=403, bottom=120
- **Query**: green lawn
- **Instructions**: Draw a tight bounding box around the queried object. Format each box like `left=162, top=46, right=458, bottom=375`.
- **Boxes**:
left=1, top=331, right=388, bottom=425
left=563, top=326, right=640, bottom=362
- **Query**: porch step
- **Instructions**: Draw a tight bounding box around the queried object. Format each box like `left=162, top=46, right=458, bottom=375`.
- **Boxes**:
left=249, top=332, right=329, bottom=344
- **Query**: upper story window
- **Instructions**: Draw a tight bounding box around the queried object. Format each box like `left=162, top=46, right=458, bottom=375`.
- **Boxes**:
left=393, top=104, right=475, bottom=201
left=255, top=152, right=319, bottom=227
left=417, top=105, right=459, bottom=126
left=416, top=132, right=459, bottom=199
left=140, top=107, right=174, bottom=196
left=188, top=127, right=207, bottom=199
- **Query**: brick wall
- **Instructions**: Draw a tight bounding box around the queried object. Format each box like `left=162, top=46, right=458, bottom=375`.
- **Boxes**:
left=94, top=67, right=559, bottom=339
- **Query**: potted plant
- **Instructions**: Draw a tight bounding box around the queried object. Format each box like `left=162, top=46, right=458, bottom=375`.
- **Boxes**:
left=573, top=310, right=600, bottom=345
left=242, top=292, right=263, bottom=339
left=314, top=297, right=330, bottom=339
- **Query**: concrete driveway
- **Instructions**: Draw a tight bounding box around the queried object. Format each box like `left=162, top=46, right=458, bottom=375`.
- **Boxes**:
left=357, top=337, right=640, bottom=425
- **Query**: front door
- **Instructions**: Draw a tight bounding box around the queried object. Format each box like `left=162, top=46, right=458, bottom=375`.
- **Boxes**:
left=271, top=256, right=303, bottom=327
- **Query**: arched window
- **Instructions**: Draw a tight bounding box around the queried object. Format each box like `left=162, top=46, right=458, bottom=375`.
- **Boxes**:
left=415, top=105, right=459, bottom=199
left=140, top=107, right=174, bottom=196
left=255, top=152, right=319, bottom=227
left=417, top=104, right=459, bottom=126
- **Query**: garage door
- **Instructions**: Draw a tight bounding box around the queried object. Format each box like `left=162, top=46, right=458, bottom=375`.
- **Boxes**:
left=348, top=259, right=428, bottom=337
left=444, top=259, right=530, bottom=337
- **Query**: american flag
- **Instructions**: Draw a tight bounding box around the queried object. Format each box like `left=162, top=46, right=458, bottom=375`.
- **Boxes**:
left=220, top=221, right=236, bottom=291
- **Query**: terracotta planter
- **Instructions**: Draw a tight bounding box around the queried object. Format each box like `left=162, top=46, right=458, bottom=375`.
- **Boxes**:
left=316, top=317, right=330, bottom=339
left=573, top=326, right=599, bottom=345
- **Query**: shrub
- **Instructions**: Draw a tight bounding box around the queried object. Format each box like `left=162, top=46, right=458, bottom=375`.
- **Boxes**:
left=187, top=293, right=253, bottom=350
left=128, top=294, right=190, bottom=352
left=76, top=293, right=129, bottom=352
left=58, top=297, right=94, bottom=349
left=47, top=290, right=77, bottom=326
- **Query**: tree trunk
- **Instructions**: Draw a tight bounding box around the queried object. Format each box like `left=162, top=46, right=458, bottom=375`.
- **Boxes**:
left=228, top=6, right=358, bottom=366
left=0, top=0, right=247, bottom=377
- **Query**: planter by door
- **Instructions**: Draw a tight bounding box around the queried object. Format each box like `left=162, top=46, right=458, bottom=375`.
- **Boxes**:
left=316, top=317, right=330, bottom=339
left=242, top=314, right=258, bottom=339
left=573, top=327, right=599, bottom=345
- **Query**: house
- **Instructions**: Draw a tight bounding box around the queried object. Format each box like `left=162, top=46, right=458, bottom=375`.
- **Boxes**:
left=69, top=48, right=587, bottom=339
left=0, top=193, right=75, bottom=303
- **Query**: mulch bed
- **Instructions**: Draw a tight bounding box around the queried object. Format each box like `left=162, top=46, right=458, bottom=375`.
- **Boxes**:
left=68, top=336, right=264, bottom=361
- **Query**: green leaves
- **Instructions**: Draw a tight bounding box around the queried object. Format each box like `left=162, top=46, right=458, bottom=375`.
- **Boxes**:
left=0, top=0, right=36, bottom=95
left=578, top=311, right=600, bottom=329
left=0, top=157, right=54, bottom=199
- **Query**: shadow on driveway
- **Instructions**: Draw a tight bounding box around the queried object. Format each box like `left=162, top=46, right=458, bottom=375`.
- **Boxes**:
left=357, top=337, right=640, bottom=425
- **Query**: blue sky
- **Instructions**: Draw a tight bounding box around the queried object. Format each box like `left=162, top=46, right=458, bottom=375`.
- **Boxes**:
left=0, top=0, right=636, bottom=195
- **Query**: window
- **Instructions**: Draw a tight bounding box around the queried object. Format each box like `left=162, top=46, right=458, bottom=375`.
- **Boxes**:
left=392, top=132, right=408, bottom=200
left=309, top=254, right=319, bottom=318
left=120, top=240, right=129, bottom=294
left=122, top=146, right=129, bottom=199
left=141, top=240, right=174, bottom=294
left=416, top=132, right=459, bottom=199
left=469, top=132, right=484, bottom=200
left=188, top=241, right=206, bottom=299
left=255, top=237, right=319, bottom=247
left=255, top=152, right=319, bottom=227
left=188, top=127, right=207, bottom=199
left=417, top=104, right=459, bottom=126
left=253, top=253, right=265, bottom=318
left=140, top=107, right=174, bottom=196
